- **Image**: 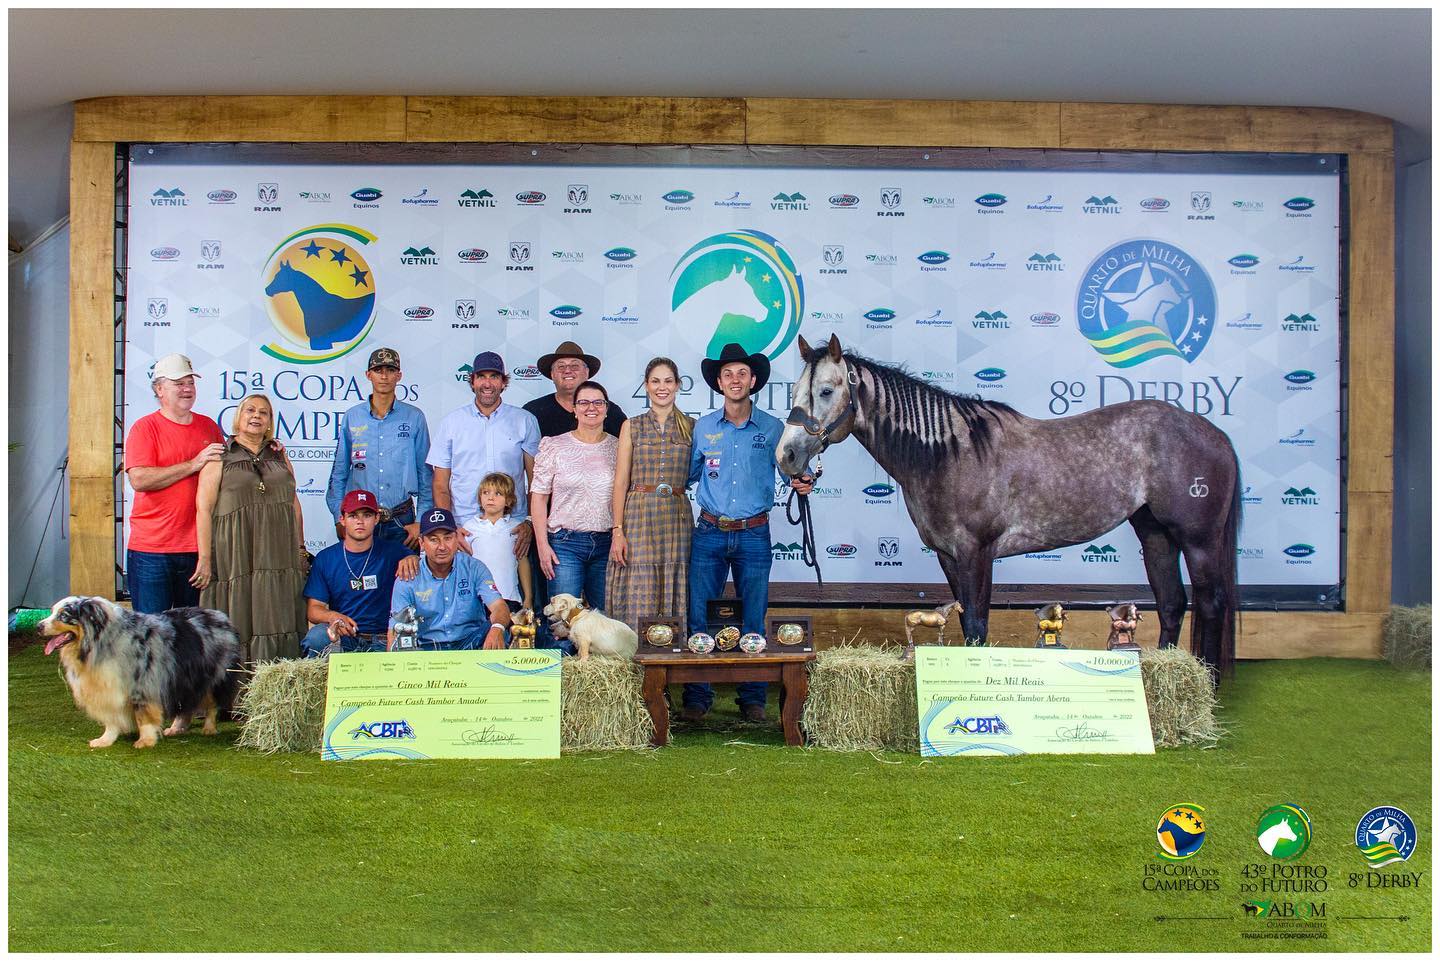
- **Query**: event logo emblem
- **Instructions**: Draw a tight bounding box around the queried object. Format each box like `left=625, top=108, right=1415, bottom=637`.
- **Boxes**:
left=670, top=229, right=803, bottom=360
left=1256, top=804, right=1313, bottom=860
left=207, top=189, right=236, bottom=204
left=829, top=193, right=860, bottom=208
left=945, top=715, right=1011, bottom=735
left=404, top=306, right=434, bottom=320
left=1355, top=807, right=1417, bottom=869
left=260, top=224, right=378, bottom=364
left=150, top=246, right=180, bottom=261
left=1157, top=804, right=1207, bottom=860
left=1076, top=239, right=1217, bottom=368
left=515, top=190, right=546, bottom=205
left=826, top=544, right=858, bottom=557
left=349, top=720, right=416, bottom=740
left=1140, top=197, right=1171, bottom=211
left=457, top=248, right=489, bottom=263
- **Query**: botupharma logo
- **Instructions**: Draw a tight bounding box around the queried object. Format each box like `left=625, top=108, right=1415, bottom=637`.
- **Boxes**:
left=260, top=224, right=378, bottom=364
left=1076, top=239, right=1217, bottom=368
left=670, top=229, right=804, bottom=360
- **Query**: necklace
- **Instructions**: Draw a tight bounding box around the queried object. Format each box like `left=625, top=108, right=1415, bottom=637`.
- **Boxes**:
left=342, top=543, right=374, bottom=583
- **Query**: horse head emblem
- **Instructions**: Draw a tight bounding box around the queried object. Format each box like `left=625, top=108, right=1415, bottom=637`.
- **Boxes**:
left=777, top=332, right=857, bottom=478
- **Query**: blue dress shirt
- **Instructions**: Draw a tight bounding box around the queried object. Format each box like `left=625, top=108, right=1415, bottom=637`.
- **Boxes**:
left=389, top=551, right=504, bottom=649
left=426, top=401, right=541, bottom=527
left=326, top=398, right=434, bottom=520
left=687, top=405, right=784, bottom=520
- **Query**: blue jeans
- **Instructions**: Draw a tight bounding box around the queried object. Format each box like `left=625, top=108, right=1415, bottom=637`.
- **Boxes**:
left=684, top=519, right=773, bottom=711
left=543, top=528, right=611, bottom=657
left=126, top=549, right=200, bottom=615
left=374, top=514, right=413, bottom=547
left=301, top=623, right=388, bottom=657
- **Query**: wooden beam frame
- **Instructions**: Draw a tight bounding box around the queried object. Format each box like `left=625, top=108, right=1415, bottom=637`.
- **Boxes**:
left=69, top=96, right=1394, bottom=658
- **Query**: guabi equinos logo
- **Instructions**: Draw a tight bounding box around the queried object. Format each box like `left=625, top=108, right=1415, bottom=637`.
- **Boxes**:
left=1076, top=239, right=1217, bottom=368
left=670, top=229, right=804, bottom=360
left=260, top=224, right=378, bottom=364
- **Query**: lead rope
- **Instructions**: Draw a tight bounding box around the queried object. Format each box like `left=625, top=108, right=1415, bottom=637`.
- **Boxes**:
left=784, top=456, right=824, bottom=586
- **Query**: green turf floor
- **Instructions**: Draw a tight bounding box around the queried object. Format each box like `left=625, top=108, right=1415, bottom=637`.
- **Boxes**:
left=8, top=644, right=1431, bottom=952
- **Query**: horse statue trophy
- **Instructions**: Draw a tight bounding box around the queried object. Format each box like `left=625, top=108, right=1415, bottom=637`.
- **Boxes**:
left=776, top=333, right=1241, bottom=679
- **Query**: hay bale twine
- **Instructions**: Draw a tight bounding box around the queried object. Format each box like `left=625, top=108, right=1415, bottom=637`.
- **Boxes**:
left=802, top=644, right=918, bottom=752
left=560, top=655, right=653, bottom=753
left=1139, top=647, right=1221, bottom=748
left=236, top=657, right=330, bottom=754
left=801, top=643, right=1221, bottom=752
left=1384, top=604, right=1431, bottom=670
left=235, top=654, right=653, bottom=754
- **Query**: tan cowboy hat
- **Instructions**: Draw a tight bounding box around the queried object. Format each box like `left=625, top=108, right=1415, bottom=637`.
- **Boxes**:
left=536, top=340, right=602, bottom=378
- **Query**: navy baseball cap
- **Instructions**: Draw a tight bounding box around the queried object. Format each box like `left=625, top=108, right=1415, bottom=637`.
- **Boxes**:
left=419, top=507, right=457, bottom=535
left=471, top=351, right=505, bottom=375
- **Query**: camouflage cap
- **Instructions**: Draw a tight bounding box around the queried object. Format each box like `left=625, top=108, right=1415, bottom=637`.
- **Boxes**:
left=367, top=347, right=401, bottom=370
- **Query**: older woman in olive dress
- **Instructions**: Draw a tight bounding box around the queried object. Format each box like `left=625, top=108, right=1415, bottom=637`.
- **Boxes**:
left=192, top=393, right=308, bottom=663
left=606, top=357, right=695, bottom=634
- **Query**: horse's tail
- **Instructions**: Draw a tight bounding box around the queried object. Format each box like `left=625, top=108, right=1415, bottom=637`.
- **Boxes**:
left=1217, top=452, right=1242, bottom=678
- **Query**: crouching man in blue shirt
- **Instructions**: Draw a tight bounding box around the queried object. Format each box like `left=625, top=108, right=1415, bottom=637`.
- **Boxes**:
left=302, top=489, right=419, bottom=656
left=389, top=507, right=512, bottom=651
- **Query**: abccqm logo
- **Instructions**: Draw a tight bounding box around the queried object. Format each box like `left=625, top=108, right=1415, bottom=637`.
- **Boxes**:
left=260, top=224, right=378, bottom=364
left=1076, top=239, right=1217, bottom=368
left=670, top=229, right=804, bottom=360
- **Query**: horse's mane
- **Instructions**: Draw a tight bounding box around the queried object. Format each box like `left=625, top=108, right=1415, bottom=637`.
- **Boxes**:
left=841, top=351, right=1017, bottom=473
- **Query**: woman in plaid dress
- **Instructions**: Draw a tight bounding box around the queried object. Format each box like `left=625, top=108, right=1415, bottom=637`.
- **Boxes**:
left=607, top=358, right=694, bottom=632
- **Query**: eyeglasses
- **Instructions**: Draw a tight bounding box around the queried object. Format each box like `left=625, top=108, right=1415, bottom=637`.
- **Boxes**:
left=575, top=399, right=607, bottom=409
left=553, top=363, right=587, bottom=374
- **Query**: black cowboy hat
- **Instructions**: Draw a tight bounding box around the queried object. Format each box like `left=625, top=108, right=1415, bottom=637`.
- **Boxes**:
left=701, top=342, right=770, bottom=395
left=536, top=340, right=602, bottom=378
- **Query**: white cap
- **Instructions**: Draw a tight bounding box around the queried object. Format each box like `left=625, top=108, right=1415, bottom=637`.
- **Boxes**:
left=152, top=353, right=200, bottom=381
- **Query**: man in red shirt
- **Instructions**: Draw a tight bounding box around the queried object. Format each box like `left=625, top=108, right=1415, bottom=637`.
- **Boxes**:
left=123, top=353, right=225, bottom=613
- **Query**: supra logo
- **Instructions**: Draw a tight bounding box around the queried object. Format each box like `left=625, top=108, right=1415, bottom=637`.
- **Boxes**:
left=1030, top=311, right=1061, bottom=327
left=206, top=189, right=236, bottom=204
left=515, top=190, right=546, bottom=205
left=403, top=306, right=434, bottom=320
left=349, top=720, right=415, bottom=740
left=1140, top=197, right=1170, bottom=211
left=829, top=193, right=860, bottom=208
left=826, top=544, right=858, bottom=557
left=150, top=246, right=181, bottom=261
left=457, top=248, right=489, bottom=263
left=512, top=365, right=542, bottom=380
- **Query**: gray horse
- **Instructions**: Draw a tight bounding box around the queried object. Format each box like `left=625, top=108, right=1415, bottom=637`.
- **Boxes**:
left=776, top=333, right=1241, bottom=676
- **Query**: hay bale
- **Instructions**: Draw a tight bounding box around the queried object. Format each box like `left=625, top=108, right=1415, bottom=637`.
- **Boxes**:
left=236, top=658, right=329, bottom=754
left=1384, top=604, right=1432, bottom=669
left=802, top=643, right=1221, bottom=752
left=1139, top=647, right=1222, bottom=749
left=236, top=655, right=653, bottom=754
left=802, top=644, right=918, bottom=752
left=560, top=655, right=653, bottom=752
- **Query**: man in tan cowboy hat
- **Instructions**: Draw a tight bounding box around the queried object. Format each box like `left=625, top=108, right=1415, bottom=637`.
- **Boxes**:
left=681, top=342, right=812, bottom=723
left=523, top=340, right=627, bottom=438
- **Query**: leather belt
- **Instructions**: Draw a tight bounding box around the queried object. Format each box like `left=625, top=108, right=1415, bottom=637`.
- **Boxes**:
left=380, top=499, right=414, bottom=522
left=700, top=510, right=768, bottom=531
left=631, top=483, right=686, bottom=497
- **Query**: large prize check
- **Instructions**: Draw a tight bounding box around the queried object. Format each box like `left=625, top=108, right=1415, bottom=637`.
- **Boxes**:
left=321, top=650, right=562, bottom=760
left=915, top=647, right=1155, bottom=756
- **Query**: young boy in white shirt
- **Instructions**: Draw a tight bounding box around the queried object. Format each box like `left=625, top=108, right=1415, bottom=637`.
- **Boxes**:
left=462, top=472, right=533, bottom=614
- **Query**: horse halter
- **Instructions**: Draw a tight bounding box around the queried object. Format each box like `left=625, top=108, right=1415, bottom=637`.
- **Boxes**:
left=785, top=359, right=859, bottom=452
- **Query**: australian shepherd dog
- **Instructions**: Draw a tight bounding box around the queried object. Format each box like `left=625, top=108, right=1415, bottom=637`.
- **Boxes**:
left=39, top=596, right=241, bottom=749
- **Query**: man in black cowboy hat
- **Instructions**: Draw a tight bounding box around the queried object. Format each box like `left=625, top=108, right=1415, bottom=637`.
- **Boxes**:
left=682, top=343, right=813, bottom=723
left=523, top=340, right=627, bottom=438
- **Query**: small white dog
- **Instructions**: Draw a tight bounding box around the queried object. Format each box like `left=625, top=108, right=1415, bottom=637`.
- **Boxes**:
left=543, top=594, right=638, bottom=660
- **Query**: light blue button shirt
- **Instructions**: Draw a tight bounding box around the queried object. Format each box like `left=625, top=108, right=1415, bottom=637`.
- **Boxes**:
left=326, top=398, right=433, bottom=520
left=426, top=401, right=541, bottom=527
left=389, top=551, right=503, bottom=649
left=687, top=405, right=783, bottom=520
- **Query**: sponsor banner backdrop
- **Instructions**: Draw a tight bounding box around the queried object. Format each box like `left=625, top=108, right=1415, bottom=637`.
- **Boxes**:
left=125, top=161, right=1341, bottom=593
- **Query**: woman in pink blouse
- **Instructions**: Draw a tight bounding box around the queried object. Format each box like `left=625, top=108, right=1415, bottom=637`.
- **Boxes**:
left=530, top=381, right=620, bottom=639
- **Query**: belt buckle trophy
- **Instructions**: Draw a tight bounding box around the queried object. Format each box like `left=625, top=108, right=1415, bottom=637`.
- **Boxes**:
left=655, top=483, right=673, bottom=496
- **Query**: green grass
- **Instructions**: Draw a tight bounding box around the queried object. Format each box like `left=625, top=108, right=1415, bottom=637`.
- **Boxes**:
left=9, top=644, right=1431, bottom=952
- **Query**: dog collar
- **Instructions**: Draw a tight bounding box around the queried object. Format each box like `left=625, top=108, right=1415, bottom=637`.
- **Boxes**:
left=564, top=606, right=587, bottom=627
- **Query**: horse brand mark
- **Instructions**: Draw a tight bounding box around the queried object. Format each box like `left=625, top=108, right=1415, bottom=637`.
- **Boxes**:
left=1188, top=477, right=1210, bottom=498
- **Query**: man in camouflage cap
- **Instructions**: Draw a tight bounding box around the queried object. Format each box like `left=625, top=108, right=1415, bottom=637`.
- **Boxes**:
left=326, top=347, right=433, bottom=548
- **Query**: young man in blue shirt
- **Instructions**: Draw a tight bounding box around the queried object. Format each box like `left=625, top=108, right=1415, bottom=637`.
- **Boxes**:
left=683, top=343, right=813, bottom=722
left=389, top=507, right=512, bottom=651
left=302, top=489, right=419, bottom=655
left=326, top=347, right=433, bottom=549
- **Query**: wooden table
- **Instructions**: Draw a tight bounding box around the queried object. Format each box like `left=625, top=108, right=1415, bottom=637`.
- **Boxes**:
left=634, top=650, right=817, bottom=746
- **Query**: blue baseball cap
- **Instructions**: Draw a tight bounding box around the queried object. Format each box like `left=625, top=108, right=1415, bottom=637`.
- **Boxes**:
left=419, top=507, right=457, bottom=535
left=471, top=351, right=505, bottom=376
